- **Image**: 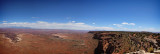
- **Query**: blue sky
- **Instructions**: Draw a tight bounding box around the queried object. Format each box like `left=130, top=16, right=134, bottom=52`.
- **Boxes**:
left=0, top=0, right=160, bottom=32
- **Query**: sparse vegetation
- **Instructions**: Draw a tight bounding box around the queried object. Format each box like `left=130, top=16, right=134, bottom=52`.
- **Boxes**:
left=89, top=31, right=160, bottom=54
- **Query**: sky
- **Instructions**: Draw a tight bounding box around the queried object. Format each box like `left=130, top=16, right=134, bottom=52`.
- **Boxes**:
left=0, top=0, right=160, bottom=32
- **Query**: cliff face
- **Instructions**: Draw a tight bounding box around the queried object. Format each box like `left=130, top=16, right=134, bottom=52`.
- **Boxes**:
left=89, top=31, right=160, bottom=54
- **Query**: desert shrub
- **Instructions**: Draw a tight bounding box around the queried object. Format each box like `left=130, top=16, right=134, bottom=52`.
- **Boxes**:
left=158, top=37, right=160, bottom=39
left=115, top=50, right=119, bottom=53
left=147, top=47, right=154, bottom=53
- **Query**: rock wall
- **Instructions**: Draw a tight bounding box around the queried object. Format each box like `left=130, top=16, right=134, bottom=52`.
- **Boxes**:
left=89, top=31, right=160, bottom=54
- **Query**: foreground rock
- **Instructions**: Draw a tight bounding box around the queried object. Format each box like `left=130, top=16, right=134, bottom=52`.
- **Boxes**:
left=2, top=33, right=22, bottom=43
left=89, top=31, right=160, bottom=54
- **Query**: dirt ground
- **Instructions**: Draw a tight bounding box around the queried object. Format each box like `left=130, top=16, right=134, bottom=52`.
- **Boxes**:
left=0, top=28, right=98, bottom=54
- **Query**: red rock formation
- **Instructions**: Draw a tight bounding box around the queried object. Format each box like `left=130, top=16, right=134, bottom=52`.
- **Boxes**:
left=89, top=31, right=160, bottom=54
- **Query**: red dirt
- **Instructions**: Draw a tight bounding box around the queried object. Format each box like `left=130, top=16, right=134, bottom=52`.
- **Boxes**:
left=0, top=28, right=98, bottom=54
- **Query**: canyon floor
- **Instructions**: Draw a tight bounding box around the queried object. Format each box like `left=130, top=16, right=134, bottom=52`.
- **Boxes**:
left=0, top=28, right=98, bottom=54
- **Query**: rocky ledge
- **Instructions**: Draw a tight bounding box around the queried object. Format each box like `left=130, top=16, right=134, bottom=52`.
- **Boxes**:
left=89, top=31, right=160, bottom=54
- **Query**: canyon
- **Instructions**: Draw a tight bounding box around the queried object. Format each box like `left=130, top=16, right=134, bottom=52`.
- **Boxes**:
left=89, top=31, right=160, bottom=54
left=0, top=28, right=160, bottom=54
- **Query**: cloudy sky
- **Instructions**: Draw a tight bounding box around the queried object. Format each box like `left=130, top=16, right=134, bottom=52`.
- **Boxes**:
left=0, top=0, right=160, bottom=32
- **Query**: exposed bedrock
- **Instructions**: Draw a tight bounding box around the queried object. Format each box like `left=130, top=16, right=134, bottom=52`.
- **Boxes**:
left=89, top=31, right=160, bottom=54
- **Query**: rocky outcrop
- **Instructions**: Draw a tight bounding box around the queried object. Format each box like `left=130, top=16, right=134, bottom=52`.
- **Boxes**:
left=94, top=33, right=116, bottom=54
left=3, top=33, right=22, bottom=43
left=89, top=31, right=160, bottom=54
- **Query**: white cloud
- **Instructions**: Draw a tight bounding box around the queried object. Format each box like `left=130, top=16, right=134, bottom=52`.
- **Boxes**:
left=122, top=22, right=135, bottom=25
left=129, top=23, right=135, bottom=25
left=122, top=22, right=128, bottom=25
left=0, top=21, right=158, bottom=32
left=75, top=23, right=84, bottom=24
left=92, top=23, right=95, bottom=24
left=32, top=17, right=39, bottom=18
left=0, top=21, right=114, bottom=30
left=113, top=22, right=135, bottom=27
left=113, top=24, right=123, bottom=27
left=125, top=28, right=158, bottom=32
left=71, top=21, right=76, bottom=23
left=2, top=21, right=7, bottom=22
left=111, top=22, right=160, bottom=32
